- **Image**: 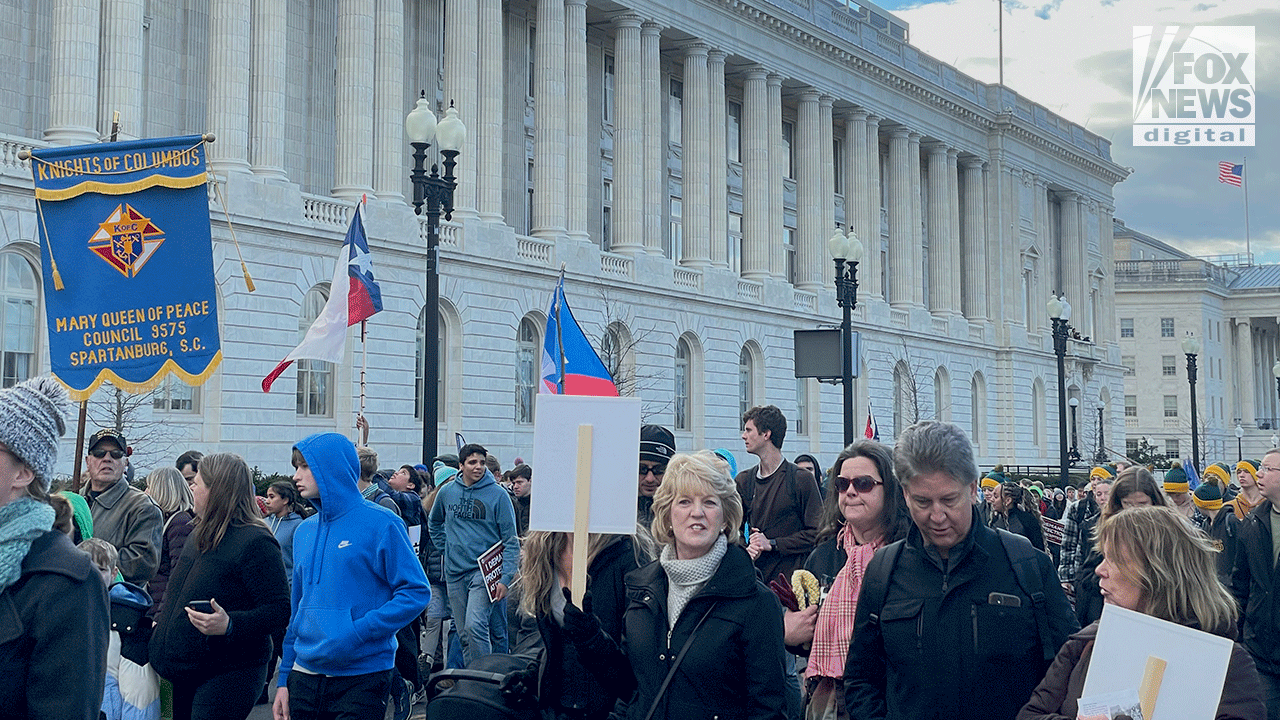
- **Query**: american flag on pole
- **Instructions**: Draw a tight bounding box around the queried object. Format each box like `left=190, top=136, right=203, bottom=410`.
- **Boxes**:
left=1218, top=161, right=1243, bottom=187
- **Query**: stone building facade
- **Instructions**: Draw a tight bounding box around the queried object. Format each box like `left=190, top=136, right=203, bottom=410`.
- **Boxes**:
left=0, top=0, right=1127, bottom=476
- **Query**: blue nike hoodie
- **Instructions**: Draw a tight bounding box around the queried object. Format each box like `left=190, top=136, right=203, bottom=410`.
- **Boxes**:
left=427, top=468, right=520, bottom=586
left=277, top=433, right=430, bottom=685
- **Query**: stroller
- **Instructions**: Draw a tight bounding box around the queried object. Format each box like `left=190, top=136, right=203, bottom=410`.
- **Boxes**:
left=425, top=652, right=541, bottom=720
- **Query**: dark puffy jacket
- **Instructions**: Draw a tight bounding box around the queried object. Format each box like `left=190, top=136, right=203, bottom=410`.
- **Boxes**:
left=148, top=509, right=195, bottom=618
left=843, top=509, right=1077, bottom=720
left=148, top=522, right=291, bottom=679
left=577, top=543, right=788, bottom=720
left=1231, top=500, right=1280, bottom=674
left=0, top=529, right=109, bottom=720
left=1017, top=621, right=1265, bottom=720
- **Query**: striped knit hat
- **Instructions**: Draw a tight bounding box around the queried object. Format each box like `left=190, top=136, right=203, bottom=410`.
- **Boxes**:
left=1235, top=459, right=1260, bottom=480
left=1163, top=461, right=1190, bottom=494
left=1193, top=482, right=1223, bottom=511
left=1203, top=462, right=1233, bottom=487
left=0, top=376, right=69, bottom=492
left=981, top=465, right=1007, bottom=490
left=1090, top=465, right=1117, bottom=482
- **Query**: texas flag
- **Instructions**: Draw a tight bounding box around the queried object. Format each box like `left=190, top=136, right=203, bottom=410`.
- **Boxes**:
left=539, top=274, right=618, bottom=396
left=262, top=206, right=383, bottom=392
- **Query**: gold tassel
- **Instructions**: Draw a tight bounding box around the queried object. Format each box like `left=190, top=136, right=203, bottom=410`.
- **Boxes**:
left=52, top=266, right=64, bottom=291
left=212, top=178, right=256, bottom=292
left=241, top=261, right=256, bottom=292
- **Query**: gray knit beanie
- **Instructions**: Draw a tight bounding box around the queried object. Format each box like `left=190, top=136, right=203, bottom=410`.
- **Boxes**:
left=0, top=375, right=69, bottom=491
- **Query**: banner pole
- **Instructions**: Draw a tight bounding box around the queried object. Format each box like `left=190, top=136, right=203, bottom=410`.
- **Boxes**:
left=572, top=424, right=593, bottom=605
left=71, top=400, right=87, bottom=493
left=360, top=320, right=367, bottom=441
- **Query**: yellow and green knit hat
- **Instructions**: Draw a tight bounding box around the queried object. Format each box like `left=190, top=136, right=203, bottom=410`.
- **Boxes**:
left=1203, top=462, right=1232, bottom=487
left=1193, top=481, right=1223, bottom=511
left=1163, top=460, right=1190, bottom=494
left=981, top=465, right=1007, bottom=490
left=1090, top=465, right=1116, bottom=482
left=1236, top=459, right=1260, bottom=480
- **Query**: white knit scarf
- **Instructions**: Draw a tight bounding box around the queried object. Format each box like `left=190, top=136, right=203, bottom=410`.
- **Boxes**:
left=659, top=534, right=727, bottom=628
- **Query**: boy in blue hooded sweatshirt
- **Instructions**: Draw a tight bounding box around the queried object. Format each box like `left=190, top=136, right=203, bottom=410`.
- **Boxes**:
left=272, top=432, right=430, bottom=720
left=428, top=442, right=520, bottom=666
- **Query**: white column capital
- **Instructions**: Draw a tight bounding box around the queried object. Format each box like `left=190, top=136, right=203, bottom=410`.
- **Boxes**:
left=845, top=107, right=869, bottom=122
left=612, top=12, right=643, bottom=29
left=744, top=64, right=768, bottom=81
left=641, top=19, right=663, bottom=34
left=682, top=41, right=710, bottom=58
left=708, top=48, right=727, bottom=62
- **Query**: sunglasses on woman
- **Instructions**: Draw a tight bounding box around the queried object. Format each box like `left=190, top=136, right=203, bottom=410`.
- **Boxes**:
left=90, top=449, right=126, bottom=460
left=835, top=475, right=882, bottom=493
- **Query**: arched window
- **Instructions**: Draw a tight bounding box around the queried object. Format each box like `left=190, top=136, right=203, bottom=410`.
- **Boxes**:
left=739, top=346, right=755, bottom=419
left=893, top=360, right=909, bottom=437
left=971, top=372, right=987, bottom=451
left=934, top=366, right=950, bottom=423
left=0, top=252, right=38, bottom=388
left=415, top=306, right=447, bottom=422
left=297, top=286, right=334, bottom=417
left=516, top=317, right=539, bottom=424
left=675, top=338, right=691, bottom=430
left=1032, top=378, right=1045, bottom=450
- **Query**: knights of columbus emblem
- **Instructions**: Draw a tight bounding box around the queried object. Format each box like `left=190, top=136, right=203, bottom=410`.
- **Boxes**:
left=89, top=204, right=165, bottom=278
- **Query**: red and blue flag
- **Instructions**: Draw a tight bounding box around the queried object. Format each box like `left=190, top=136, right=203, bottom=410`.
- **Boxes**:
left=539, top=275, right=618, bottom=396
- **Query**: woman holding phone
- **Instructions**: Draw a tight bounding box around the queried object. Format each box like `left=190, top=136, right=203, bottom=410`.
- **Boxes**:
left=148, top=453, right=291, bottom=720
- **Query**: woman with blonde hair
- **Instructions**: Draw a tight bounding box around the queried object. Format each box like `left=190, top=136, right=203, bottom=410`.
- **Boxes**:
left=564, top=450, right=787, bottom=720
left=514, top=528, right=654, bottom=720
left=1018, top=505, right=1264, bottom=720
left=145, top=466, right=195, bottom=619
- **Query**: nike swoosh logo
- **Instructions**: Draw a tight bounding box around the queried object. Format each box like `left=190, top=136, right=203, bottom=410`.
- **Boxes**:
left=338, top=540, right=351, bottom=548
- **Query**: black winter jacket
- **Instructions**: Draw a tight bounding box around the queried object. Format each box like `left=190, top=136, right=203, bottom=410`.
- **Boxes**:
left=577, top=542, right=788, bottom=720
left=843, top=508, right=1077, bottom=720
left=0, top=529, right=109, bottom=720
left=149, top=522, right=291, bottom=679
left=1231, top=500, right=1280, bottom=674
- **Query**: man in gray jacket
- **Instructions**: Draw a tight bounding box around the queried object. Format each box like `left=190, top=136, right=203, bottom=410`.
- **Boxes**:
left=82, top=428, right=162, bottom=585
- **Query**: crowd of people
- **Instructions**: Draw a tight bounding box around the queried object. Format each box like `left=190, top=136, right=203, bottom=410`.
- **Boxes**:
left=2, top=373, right=1279, bottom=720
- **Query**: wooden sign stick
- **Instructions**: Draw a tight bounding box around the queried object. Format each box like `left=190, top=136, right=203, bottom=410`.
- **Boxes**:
left=571, top=424, right=593, bottom=606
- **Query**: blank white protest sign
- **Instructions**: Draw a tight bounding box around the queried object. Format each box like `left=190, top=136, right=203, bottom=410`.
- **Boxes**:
left=1082, top=604, right=1233, bottom=720
left=529, top=394, right=642, bottom=535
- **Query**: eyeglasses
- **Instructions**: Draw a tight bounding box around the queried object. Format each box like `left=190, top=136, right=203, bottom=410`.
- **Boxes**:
left=835, top=475, right=882, bottom=493
left=90, top=449, right=125, bottom=460
left=639, top=464, right=666, bottom=478
left=1261, top=465, right=1280, bottom=474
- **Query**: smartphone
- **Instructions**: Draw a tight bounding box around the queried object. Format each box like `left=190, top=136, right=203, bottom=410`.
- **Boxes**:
left=186, top=600, right=215, bottom=614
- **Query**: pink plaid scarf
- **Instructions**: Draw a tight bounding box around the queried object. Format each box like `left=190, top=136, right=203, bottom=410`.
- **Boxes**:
left=807, top=524, right=882, bottom=678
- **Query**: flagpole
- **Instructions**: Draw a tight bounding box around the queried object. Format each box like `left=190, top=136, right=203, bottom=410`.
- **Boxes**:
left=359, top=319, right=367, bottom=440
left=1242, top=157, right=1251, bottom=264
left=556, top=266, right=567, bottom=395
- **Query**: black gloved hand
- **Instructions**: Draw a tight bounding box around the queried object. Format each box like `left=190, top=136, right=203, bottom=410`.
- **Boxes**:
left=561, top=587, right=600, bottom=643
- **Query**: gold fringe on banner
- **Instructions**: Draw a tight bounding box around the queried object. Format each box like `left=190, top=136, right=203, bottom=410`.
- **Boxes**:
left=54, top=351, right=224, bottom=403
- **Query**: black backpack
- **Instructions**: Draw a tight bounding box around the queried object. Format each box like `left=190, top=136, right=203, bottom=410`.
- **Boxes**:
left=425, top=653, right=541, bottom=720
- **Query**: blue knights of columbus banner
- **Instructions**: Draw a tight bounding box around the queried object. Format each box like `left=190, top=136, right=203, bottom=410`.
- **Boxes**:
left=30, top=134, right=222, bottom=401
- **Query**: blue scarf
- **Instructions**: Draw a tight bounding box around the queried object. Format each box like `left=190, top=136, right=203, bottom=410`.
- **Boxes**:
left=0, top=497, right=55, bottom=594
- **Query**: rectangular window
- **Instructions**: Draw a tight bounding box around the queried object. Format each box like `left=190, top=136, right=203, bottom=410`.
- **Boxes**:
left=153, top=376, right=199, bottom=413
left=1165, top=439, right=1179, bottom=458
left=526, top=161, right=535, bottom=236
left=1164, top=395, right=1178, bottom=417
left=833, top=137, right=843, bottom=195
left=670, top=197, right=683, bottom=261
left=603, top=54, right=615, bottom=125
left=602, top=180, right=612, bottom=250
left=726, top=101, right=742, bottom=163
left=1120, top=318, right=1134, bottom=338
left=782, top=121, right=794, bottom=179
left=1161, top=317, right=1175, bottom=338
left=728, top=212, right=742, bottom=273
left=1162, top=355, right=1177, bottom=376
left=784, top=227, right=797, bottom=285
left=1122, top=356, right=1135, bottom=376
left=668, top=79, right=683, bottom=146
left=795, top=378, right=808, bottom=436
left=527, top=25, right=536, bottom=99
left=1126, top=438, right=1140, bottom=456
left=1125, top=395, right=1137, bottom=417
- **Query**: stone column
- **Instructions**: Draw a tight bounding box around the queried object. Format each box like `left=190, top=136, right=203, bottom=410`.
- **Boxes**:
left=708, top=50, right=728, bottom=268
left=741, top=66, right=770, bottom=280
left=1060, top=191, right=1083, bottom=317
left=532, top=0, right=567, bottom=238
left=475, top=0, right=504, bottom=218
left=865, top=116, right=882, bottom=298
left=1035, top=179, right=1053, bottom=315
left=206, top=0, right=251, bottom=172
left=947, top=148, right=962, bottom=313
left=640, top=22, right=663, bottom=254
left=846, top=109, right=868, bottom=246
left=795, top=90, right=822, bottom=291
left=819, top=95, right=835, bottom=286
left=611, top=15, right=643, bottom=252
left=332, top=0, right=375, bottom=199
left=925, top=142, right=950, bottom=313
left=564, top=0, right=588, bottom=238
left=99, top=0, right=143, bottom=139
left=768, top=73, right=785, bottom=279
left=443, top=0, right=479, bottom=217
left=908, top=132, right=924, bottom=307
left=886, top=127, right=912, bottom=307
left=371, top=0, right=403, bottom=198
left=1237, top=319, right=1256, bottom=425
left=1097, top=203, right=1115, bottom=343
left=251, top=0, right=287, bottom=178
left=47, top=0, right=100, bottom=145
left=681, top=43, right=711, bottom=267
left=961, top=158, right=986, bottom=320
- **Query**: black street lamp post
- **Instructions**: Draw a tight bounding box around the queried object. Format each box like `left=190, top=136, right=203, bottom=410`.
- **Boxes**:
left=1094, top=405, right=1107, bottom=464
left=1048, top=295, right=1072, bottom=489
left=828, top=229, right=864, bottom=448
left=1182, top=333, right=1201, bottom=474
left=1068, top=397, right=1081, bottom=465
left=406, top=94, right=464, bottom=464
left=1236, top=423, right=1244, bottom=463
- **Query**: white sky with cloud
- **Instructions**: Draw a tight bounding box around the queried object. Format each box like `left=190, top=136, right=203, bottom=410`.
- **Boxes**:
left=871, top=0, right=1279, bottom=264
